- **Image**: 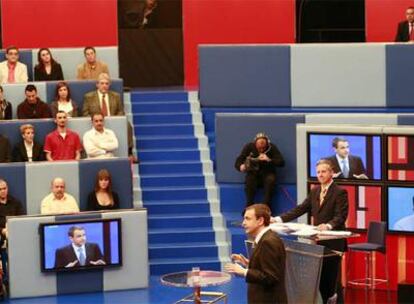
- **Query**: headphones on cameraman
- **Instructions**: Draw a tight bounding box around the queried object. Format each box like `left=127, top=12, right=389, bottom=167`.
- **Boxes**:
left=254, top=132, right=270, bottom=145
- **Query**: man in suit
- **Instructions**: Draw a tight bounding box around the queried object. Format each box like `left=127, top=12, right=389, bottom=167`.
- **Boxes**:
left=395, top=7, right=414, bottom=42
left=325, top=137, right=367, bottom=180
left=0, top=46, right=28, bottom=84
left=54, top=225, right=106, bottom=269
left=273, top=159, right=349, bottom=304
left=225, top=204, right=287, bottom=304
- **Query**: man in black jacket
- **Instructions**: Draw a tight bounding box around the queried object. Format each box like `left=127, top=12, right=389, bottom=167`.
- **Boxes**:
left=395, top=6, right=414, bottom=42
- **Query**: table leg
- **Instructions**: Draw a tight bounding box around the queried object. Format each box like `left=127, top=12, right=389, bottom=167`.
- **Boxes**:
left=194, top=286, right=201, bottom=304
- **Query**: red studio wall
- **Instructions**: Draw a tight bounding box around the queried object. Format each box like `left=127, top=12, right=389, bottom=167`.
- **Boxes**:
left=366, top=0, right=413, bottom=42
left=1, top=0, right=118, bottom=48
left=182, top=0, right=295, bottom=87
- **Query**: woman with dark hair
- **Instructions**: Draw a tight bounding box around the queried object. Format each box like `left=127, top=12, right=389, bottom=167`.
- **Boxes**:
left=87, top=169, right=120, bottom=211
left=34, top=48, right=64, bottom=81
left=12, top=124, right=45, bottom=162
left=49, top=81, right=78, bottom=117
left=0, top=86, right=12, bottom=120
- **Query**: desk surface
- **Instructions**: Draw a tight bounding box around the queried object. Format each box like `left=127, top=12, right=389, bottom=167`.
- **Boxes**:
left=161, top=271, right=231, bottom=288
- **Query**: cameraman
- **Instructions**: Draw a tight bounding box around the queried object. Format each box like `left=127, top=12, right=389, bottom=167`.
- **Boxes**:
left=235, top=133, right=285, bottom=212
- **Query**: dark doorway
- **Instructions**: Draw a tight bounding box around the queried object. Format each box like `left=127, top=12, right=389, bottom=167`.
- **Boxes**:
left=296, top=0, right=365, bottom=43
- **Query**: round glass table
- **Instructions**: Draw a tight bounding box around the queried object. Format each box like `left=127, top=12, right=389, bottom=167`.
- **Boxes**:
left=161, top=270, right=231, bottom=304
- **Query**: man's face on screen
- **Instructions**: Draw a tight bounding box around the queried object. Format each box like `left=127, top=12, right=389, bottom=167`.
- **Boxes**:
left=334, top=140, right=349, bottom=159
left=242, top=209, right=262, bottom=237
left=70, top=229, right=86, bottom=247
left=316, top=164, right=333, bottom=185
left=406, top=8, right=414, bottom=23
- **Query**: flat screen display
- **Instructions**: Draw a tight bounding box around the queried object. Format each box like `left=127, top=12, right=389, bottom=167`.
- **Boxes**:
left=387, top=186, right=414, bottom=233
left=387, top=135, right=414, bottom=181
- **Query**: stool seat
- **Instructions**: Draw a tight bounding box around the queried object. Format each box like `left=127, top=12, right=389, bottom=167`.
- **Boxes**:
left=348, top=243, right=384, bottom=252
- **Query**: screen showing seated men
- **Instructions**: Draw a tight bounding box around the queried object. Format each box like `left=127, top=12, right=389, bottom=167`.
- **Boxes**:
left=387, top=135, right=414, bottom=181
left=388, top=186, right=414, bottom=233
left=308, top=133, right=382, bottom=180
left=40, top=218, right=122, bottom=272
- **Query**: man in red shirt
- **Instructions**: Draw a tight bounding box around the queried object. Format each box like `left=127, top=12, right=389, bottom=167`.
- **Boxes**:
left=44, top=111, right=82, bottom=161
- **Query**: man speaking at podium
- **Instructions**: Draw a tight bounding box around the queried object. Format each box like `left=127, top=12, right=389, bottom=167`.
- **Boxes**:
left=273, top=159, right=349, bottom=304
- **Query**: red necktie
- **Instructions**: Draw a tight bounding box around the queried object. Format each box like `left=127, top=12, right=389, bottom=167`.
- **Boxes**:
left=410, top=23, right=414, bottom=41
left=101, top=94, right=108, bottom=116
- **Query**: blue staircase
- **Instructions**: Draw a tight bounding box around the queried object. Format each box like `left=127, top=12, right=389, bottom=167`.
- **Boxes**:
left=131, top=90, right=230, bottom=275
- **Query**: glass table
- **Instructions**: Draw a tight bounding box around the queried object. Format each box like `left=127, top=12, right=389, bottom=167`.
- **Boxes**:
left=161, top=270, right=231, bottom=304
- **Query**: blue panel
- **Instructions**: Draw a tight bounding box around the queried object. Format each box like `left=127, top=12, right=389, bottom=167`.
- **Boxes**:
left=199, top=45, right=291, bottom=107
left=19, top=50, right=34, bottom=81
left=386, top=44, right=414, bottom=107
left=0, top=163, right=26, bottom=212
left=215, top=114, right=305, bottom=183
left=398, top=114, right=414, bottom=125
left=78, top=158, right=133, bottom=211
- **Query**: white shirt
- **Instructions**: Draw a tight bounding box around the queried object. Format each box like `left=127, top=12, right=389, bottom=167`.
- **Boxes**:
left=58, top=101, right=74, bottom=115
left=24, top=141, right=33, bottom=162
left=83, top=127, right=119, bottom=158
left=97, top=91, right=111, bottom=116
left=40, top=193, right=79, bottom=215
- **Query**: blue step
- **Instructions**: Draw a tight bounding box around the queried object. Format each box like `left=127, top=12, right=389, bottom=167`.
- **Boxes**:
left=139, top=161, right=204, bottom=175
left=144, top=200, right=211, bottom=214
left=149, top=228, right=216, bottom=244
left=135, top=124, right=194, bottom=136
left=138, top=149, right=201, bottom=162
left=143, top=187, right=208, bottom=201
left=132, top=101, right=190, bottom=113
left=148, top=213, right=213, bottom=229
left=133, top=113, right=193, bottom=124
left=150, top=257, right=221, bottom=275
left=141, top=174, right=206, bottom=187
left=131, top=91, right=188, bottom=102
left=149, top=242, right=218, bottom=259
left=137, top=136, right=199, bottom=150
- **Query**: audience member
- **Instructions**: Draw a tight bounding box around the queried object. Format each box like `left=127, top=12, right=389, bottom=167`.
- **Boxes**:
left=0, top=133, right=11, bottom=163
left=34, top=48, right=64, bottom=81
left=395, top=6, right=414, bottom=42
left=0, top=46, right=28, bottom=84
left=77, top=47, right=109, bottom=80
left=0, top=179, right=24, bottom=240
left=17, top=84, right=52, bottom=119
left=12, top=124, right=45, bottom=162
left=49, top=81, right=79, bottom=117
left=44, top=111, right=82, bottom=161
left=0, top=86, right=12, bottom=120
left=87, top=169, right=120, bottom=211
left=40, top=177, right=79, bottom=215
left=83, top=113, right=119, bottom=159
left=235, top=133, right=284, bottom=212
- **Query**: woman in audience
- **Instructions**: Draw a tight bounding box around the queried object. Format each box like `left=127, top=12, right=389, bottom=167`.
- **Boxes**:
left=34, top=48, right=64, bottom=81
left=49, top=81, right=78, bottom=117
left=0, top=86, right=12, bottom=120
left=13, top=124, right=45, bottom=162
left=87, top=169, right=119, bottom=211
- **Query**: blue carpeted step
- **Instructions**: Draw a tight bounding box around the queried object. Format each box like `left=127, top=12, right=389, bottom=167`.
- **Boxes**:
left=131, top=91, right=188, bottom=102
left=150, top=257, right=221, bottom=275
left=148, top=213, right=213, bottom=229
left=149, top=227, right=216, bottom=244
left=134, top=124, right=194, bottom=136
left=138, top=149, right=201, bottom=162
left=141, top=174, right=206, bottom=187
left=143, top=187, right=208, bottom=201
left=134, top=113, right=193, bottom=124
left=144, top=200, right=211, bottom=214
left=149, top=242, right=218, bottom=259
left=139, top=161, right=204, bottom=175
left=137, top=136, right=199, bottom=150
left=132, top=101, right=190, bottom=113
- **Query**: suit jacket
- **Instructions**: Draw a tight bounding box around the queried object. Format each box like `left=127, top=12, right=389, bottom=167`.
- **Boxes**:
left=0, top=135, right=11, bottom=163
left=12, top=141, right=45, bottom=162
left=82, top=90, right=124, bottom=117
left=34, top=62, right=64, bottom=81
left=54, top=242, right=104, bottom=269
left=325, top=155, right=366, bottom=179
left=0, top=61, right=28, bottom=84
left=246, top=230, right=287, bottom=304
left=395, top=21, right=411, bottom=42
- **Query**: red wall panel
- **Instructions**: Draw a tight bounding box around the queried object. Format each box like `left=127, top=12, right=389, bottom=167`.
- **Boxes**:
left=1, top=0, right=118, bottom=48
left=366, top=0, right=412, bottom=42
left=182, top=0, right=295, bottom=87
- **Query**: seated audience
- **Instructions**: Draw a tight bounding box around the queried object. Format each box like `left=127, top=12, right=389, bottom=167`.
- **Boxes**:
left=0, top=179, right=24, bottom=240
left=87, top=169, right=119, bottom=211
left=395, top=6, right=414, bottom=42
left=0, top=46, right=28, bottom=84
left=41, top=177, right=79, bottom=215
left=12, top=124, right=45, bottom=162
left=44, top=111, right=82, bottom=161
left=17, top=84, right=52, bottom=119
left=0, top=86, right=12, bottom=120
left=34, top=48, right=64, bottom=81
left=83, top=113, right=119, bottom=159
left=50, top=81, right=79, bottom=117
left=0, top=133, right=11, bottom=163
left=77, top=47, right=109, bottom=80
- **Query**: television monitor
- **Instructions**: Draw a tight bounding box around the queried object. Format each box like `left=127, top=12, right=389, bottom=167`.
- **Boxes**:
left=387, top=186, right=414, bottom=233
left=386, top=135, right=414, bottom=181
left=308, top=133, right=382, bottom=180
left=40, top=218, right=122, bottom=272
